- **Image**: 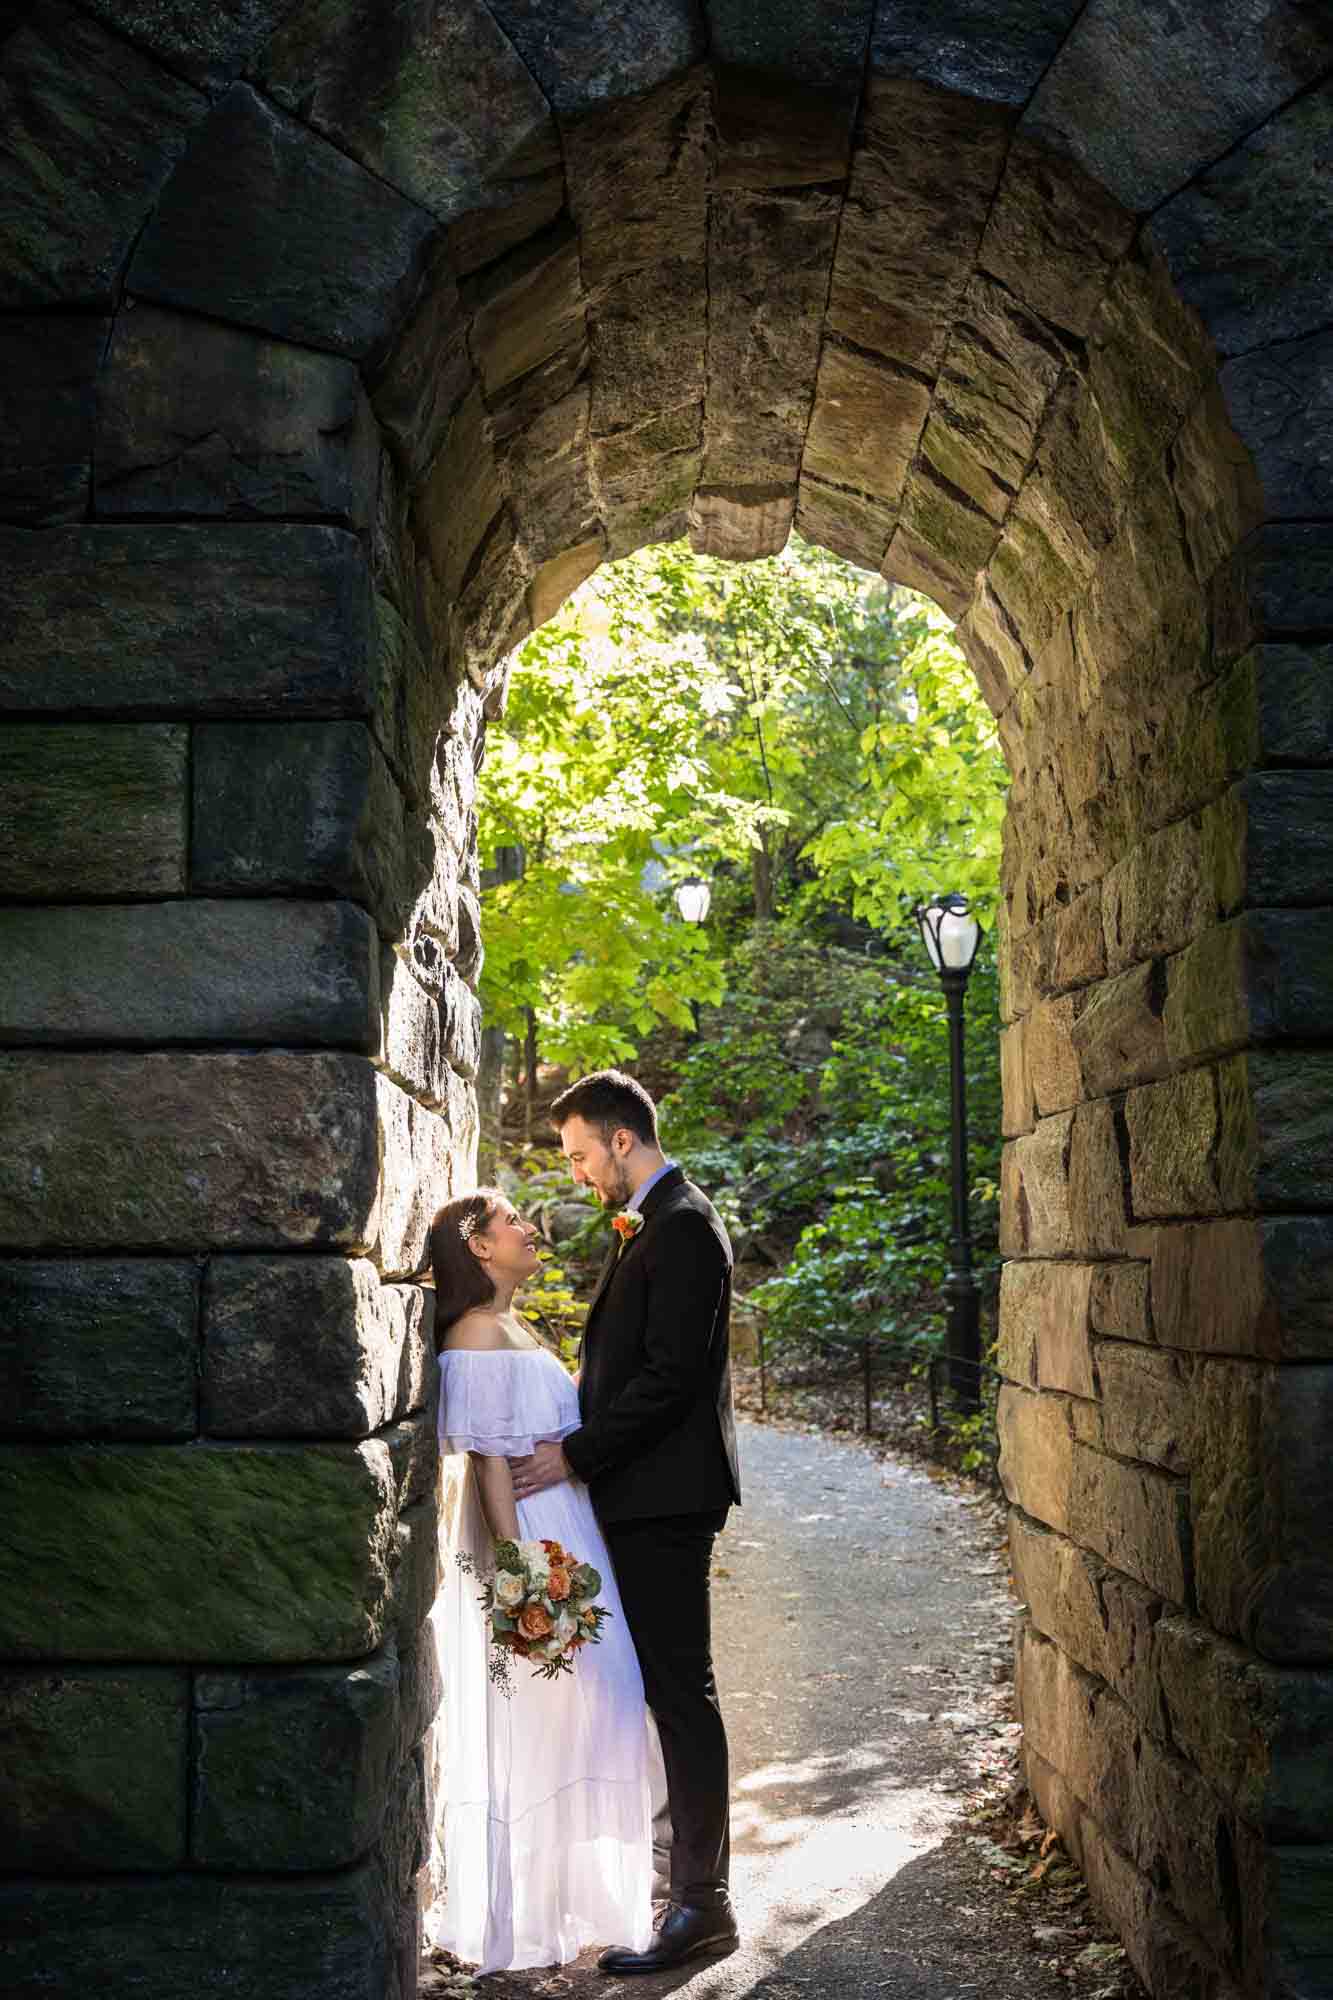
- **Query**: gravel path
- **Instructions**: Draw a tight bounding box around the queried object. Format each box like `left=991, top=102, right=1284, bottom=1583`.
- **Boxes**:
left=423, top=1420, right=1135, bottom=2000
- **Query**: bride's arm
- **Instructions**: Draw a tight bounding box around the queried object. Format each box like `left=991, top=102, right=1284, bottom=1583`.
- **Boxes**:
left=470, top=1452, right=521, bottom=1541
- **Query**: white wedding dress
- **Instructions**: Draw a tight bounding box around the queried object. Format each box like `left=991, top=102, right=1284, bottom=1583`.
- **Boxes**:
left=424, top=1346, right=656, bottom=1974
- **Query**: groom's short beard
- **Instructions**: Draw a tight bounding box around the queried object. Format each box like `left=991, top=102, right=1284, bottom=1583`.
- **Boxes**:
left=601, top=1158, right=634, bottom=1208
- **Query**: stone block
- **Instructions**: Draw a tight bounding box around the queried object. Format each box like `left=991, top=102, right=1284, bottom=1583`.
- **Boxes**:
left=1067, top=1098, right=1127, bottom=1255
left=193, top=1643, right=403, bottom=1868
left=1125, top=1067, right=1223, bottom=1221
left=191, top=721, right=426, bottom=932
left=379, top=947, right=446, bottom=1107
left=999, top=1021, right=1034, bottom=1139
left=1088, top=1260, right=1151, bottom=1341
left=463, top=220, right=584, bottom=405
left=701, top=184, right=839, bottom=492
left=564, top=74, right=709, bottom=432
left=1151, top=83, right=1333, bottom=355
left=1071, top=962, right=1169, bottom=1097
left=382, top=1405, right=439, bottom=1515
left=1261, top=1845, right=1333, bottom=1997
left=0, top=1866, right=398, bottom=2000
left=1219, top=327, right=1333, bottom=527
left=998, top=1383, right=1074, bottom=1534
left=1100, top=809, right=1226, bottom=976
left=1021, top=994, right=1081, bottom=1116
left=827, top=78, right=1010, bottom=376
left=389, top=1496, right=440, bottom=1661
left=0, top=900, right=379, bottom=1049
left=1213, top=525, right=1333, bottom=669
left=711, top=59, right=856, bottom=192
left=375, top=1071, right=467, bottom=1279
left=1069, top=1443, right=1191, bottom=1605
left=0, top=1052, right=380, bottom=1253
left=978, top=133, right=1134, bottom=339
left=1170, top=376, right=1267, bottom=589
left=202, top=1258, right=433, bottom=1439
left=1190, top=1359, right=1333, bottom=1665
left=0, top=1666, right=187, bottom=1868
left=1008, top=1111, right=1074, bottom=1256
left=1167, top=911, right=1333, bottom=1069
left=1235, top=642, right=1333, bottom=764
left=1156, top=1614, right=1333, bottom=1840
left=0, top=1439, right=398, bottom=1661
left=1018, top=1623, right=1142, bottom=1856
left=1010, top=1512, right=1165, bottom=1732
left=1095, top=1340, right=1190, bottom=1472
left=0, top=1260, right=197, bottom=1441
left=1000, top=1261, right=1095, bottom=1398
left=1026, top=2, right=1333, bottom=213
left=0, top=523, right=372, bottom=718
left=528, top=538, right=603, bottom=629
left=803, top=343, right=931, bottom=514
left=78, top=1, right=297, bottom=92
left=1251, top=1049, right=1333, bottom=1211
left=794, top=474, right=895, bottom=573
left=1240, top=771, right=1333, bottom=907
left=130, top=84, right=437, bottom=362
left=0, top=2, right=209, bottom=310
left=958, top=576, right=1030, bottom=717
left=487, top=0, right=703, bottom=119
left=499, top=380, right=600, bottom=569
left=439, top=961, right=482, bottom=1082
left=370, top=246, right=471, bottom=489
left=97, top=304, right=380, bottom=524
left=0, top=314, right=107, bottom=522
left=1131, top=1731, right=1242, bottom=1964
left=256, top=0, right=554, bottom=227
left=875, top=5, right=1086, bottom=101
left=1077, top=1812, right=1223, bottom=2000
left=0, top=722, right=186, bottom=897
left=1146, top=1219, right=1276, bottom=1358
left=882, top=521, right=975, bottom=626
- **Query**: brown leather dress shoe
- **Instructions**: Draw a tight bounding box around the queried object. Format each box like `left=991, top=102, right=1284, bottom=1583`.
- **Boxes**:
left=598, top=1900, right=739, bottom=1974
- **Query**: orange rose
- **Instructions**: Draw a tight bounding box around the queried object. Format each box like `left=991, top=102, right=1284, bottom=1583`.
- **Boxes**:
left=547, top=1567, right=572, bottom=1602
left=517, top=1603, right=553, bottom=1642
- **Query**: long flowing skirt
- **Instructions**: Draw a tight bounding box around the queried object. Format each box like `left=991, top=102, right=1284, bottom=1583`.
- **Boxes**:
left=424, top=1463, right=656, bottom=1973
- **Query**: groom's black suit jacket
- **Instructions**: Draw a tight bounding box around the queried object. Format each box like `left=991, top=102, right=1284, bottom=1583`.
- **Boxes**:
left=561, top=1167, right=741, bottom=1524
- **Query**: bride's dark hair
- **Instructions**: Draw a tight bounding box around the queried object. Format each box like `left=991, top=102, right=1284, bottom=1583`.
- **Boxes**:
left=429, top=1188, right=505, bottom=1346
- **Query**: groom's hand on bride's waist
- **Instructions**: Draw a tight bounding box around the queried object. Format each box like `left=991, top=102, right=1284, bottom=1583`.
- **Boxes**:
left=508, top=1441, right=572, bottom=1500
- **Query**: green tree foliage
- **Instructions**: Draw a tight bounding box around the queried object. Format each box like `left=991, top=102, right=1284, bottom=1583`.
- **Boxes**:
left=478, top=534, right=1007, bottom=1070
left=660, top=934, right=1002, bottom=1369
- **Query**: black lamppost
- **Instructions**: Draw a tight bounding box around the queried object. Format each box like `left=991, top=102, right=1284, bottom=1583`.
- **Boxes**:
left=914, top=893, right=984, bottom=1414
left=674, top=877, right=711, bottom=1036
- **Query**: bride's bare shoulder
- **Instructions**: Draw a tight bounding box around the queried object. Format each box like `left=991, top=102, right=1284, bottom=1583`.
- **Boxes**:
left=442, top=1310, right=510, bottom=1352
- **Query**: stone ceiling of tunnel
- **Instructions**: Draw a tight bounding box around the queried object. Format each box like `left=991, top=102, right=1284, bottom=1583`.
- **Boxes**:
left=6, top=1, right=1325, bottom=708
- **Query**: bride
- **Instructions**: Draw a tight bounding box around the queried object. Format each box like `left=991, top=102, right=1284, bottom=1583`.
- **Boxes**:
left=423, top=1186, right=657, bottom=1973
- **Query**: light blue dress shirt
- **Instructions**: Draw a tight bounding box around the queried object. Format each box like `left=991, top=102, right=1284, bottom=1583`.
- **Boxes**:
left=626, top=1159, right=678, bottom=1212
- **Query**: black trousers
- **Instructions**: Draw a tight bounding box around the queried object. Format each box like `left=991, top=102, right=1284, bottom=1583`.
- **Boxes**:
left=604, top=1508, right=731, bottom=1909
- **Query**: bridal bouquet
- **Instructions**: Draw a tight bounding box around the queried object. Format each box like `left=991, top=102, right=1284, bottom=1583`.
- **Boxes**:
left=460, top=1537, right=611, bottom=1694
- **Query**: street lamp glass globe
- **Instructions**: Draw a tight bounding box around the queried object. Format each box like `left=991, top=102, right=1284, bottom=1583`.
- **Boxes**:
left=675, top=879, right=711, bottom=925
left=916, top=894, right=982, bottom=975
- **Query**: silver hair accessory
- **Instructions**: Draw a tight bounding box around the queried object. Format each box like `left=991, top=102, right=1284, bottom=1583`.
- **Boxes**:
left=459, top=1211, right=481, bottom=1243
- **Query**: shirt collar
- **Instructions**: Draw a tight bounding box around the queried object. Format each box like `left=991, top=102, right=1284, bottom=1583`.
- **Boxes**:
left=626, top=1159, right=677, bottom=1213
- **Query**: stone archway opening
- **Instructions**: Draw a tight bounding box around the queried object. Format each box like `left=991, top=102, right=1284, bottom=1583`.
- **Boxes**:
left=3, top=9, right=1332, bottom=2000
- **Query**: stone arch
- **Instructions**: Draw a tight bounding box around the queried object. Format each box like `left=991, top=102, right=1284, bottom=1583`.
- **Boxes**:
left=2, top=6, right=1332, bottom=1998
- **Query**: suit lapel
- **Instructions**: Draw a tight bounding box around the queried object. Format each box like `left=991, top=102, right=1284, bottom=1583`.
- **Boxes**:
left=581, top=1168, right=688, bottom=1341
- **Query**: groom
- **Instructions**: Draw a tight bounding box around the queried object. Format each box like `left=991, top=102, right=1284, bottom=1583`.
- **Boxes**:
left=509, top=1069, right=741, bottom=1971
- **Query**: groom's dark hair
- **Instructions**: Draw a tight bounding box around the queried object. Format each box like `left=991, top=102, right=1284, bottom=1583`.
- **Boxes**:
left=551, top=1069, right=659, bottom=1146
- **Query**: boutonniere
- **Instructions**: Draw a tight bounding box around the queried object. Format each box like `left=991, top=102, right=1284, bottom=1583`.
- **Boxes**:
left=611, top=1210, right=644, bottom=1252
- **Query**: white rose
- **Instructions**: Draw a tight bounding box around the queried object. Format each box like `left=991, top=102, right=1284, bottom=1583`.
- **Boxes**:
left=493, top=1570, right=525, bottom=1610
left=554, top=1609, right=577, bottom=1646
left=517, top=1539, right=550, bottom=1580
